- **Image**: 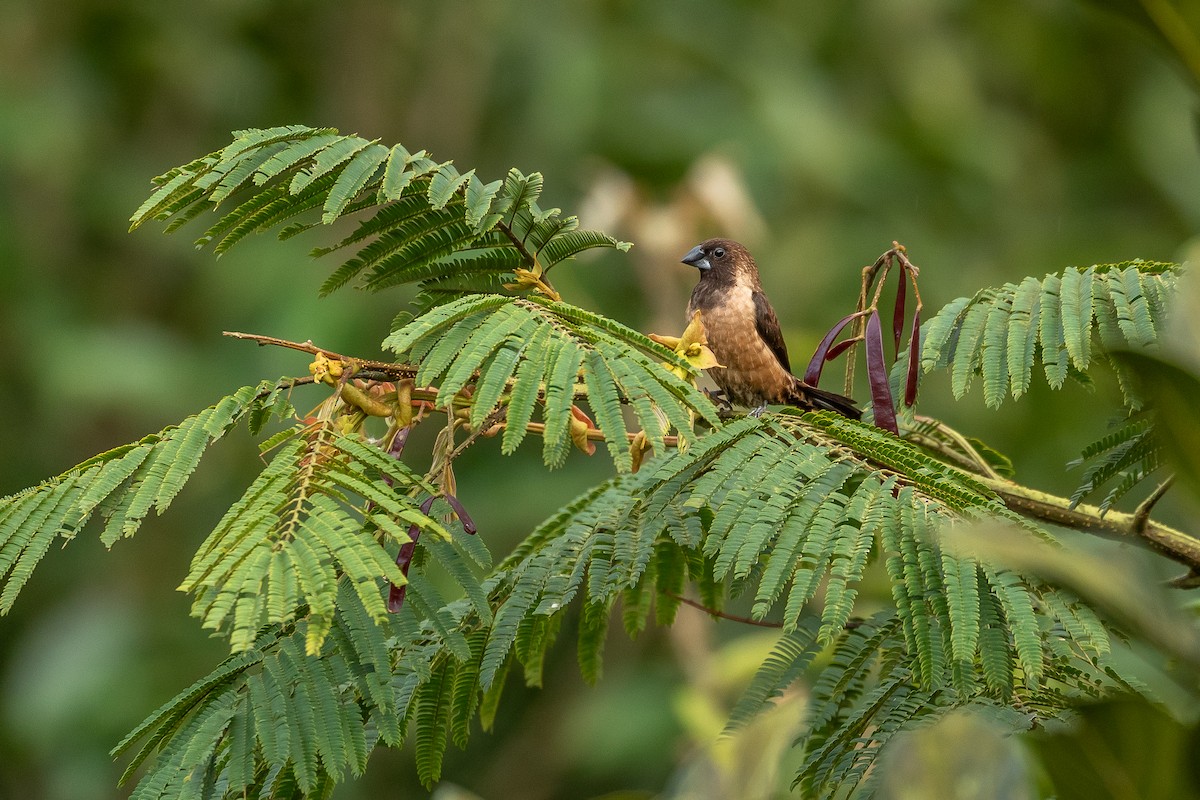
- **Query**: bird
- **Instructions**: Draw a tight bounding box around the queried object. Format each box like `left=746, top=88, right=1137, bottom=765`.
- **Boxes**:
left=681, top=238, right=861, bottom=419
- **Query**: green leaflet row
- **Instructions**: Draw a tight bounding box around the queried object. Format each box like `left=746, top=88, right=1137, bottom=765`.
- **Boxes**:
left=382, top=293, right=721, bottom=472
left=921, top=260, right=1178, bottom=408
left=130, top=125, right=629, bottom=309
left=113, top=411, right=1130, bottom=798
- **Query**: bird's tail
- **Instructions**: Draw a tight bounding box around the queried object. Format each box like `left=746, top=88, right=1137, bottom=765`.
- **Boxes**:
left=788, top=378, right=862, bottom=420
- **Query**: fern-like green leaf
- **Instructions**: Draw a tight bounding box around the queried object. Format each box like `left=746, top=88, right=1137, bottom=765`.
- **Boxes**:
left=180, top=420, right=454, bottom=653
left=322, top=142, right=389, bottom=223
left=985, top=567, right=1043, bottom=684
left=1006, top=275, right=1042, bottom=399
left=1059, top=266, right=1095, bottom=369
left=383, top=295, right=715, bottom=471
left=132, top=128, right=629, bottom=303
left=724, top=621, right=821, bottom=735
left=922, top=262, right=1179, bottom=406
left=941, top=551, right=981, bottom=669
left=1069, top=413, right=1161, bottom=511
left=0, top=381, right=294, bottom=615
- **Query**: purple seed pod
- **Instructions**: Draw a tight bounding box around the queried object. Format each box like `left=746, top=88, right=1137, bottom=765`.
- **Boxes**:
left=442, top=494, right=477, bottom=535
left=804, top=312, right=866, bottom=386
left=865, top=310, right=898, bottom=434
left=893, top=273, right=907, bottom=358
left=387, top=494, right=438, bottom=613
left=905, top=309, right=921, bottom=407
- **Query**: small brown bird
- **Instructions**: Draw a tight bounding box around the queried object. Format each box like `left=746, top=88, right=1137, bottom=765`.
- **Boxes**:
left=682, top=238, right=861, bottom=419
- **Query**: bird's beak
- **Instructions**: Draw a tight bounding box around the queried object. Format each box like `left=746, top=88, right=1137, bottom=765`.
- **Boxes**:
left=681, top=245, right=711, bottom=271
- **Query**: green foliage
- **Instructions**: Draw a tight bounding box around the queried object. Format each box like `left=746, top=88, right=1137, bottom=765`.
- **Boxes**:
left=792, top=605, right=1143, bottom=798
left=382, top=293, right=719, bottom=471
left=1069, top=413, right=1161, bottom=511
left=0, top=381, right=293, bottom=615
left=923, top=263, right=1185, bottom=514
left=129, top=126, right=630, bottom=310
left=7, top=127, right=1193, bottom=799
left=922, top=261, right=1179, bottom=408
left=1114, top=351, right=1200, bottom=505
left=180, top=419, right=473, bottom=655
left=110, top=409, right=1131, bottom=799
left=113, top=584, right=428, bottom=798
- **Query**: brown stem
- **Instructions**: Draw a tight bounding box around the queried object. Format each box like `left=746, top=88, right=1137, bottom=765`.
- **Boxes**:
left=665, top=593, right=867, bottom=631
left=845, top=253, right=888, bottom=395
left=894, top=247, right=924, bottom=312
left=446, top=407, right=510, bottom=463
left=522, top=421, right=680, bottom=448
left=911, top=415, right=1000, bottom=480
left=224, top=331, right=419, bottom=379
left=666, top=592, right=783, bottom=628
left=843, top=243, right=922, bottom=397
left=226, top=330, right=597, bottom=401
left=1168, top=570, right=1200, bottom=589
left=496, top=221, right=560, bottom=300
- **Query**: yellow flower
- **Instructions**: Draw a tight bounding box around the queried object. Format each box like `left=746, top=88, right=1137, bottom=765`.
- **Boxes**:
left=309, top=352, right=351, bottom=385
left=649, top=311, right=724, bottom=380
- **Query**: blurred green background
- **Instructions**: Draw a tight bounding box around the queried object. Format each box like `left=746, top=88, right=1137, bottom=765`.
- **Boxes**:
left=2, top=1, right=1199, bottom=798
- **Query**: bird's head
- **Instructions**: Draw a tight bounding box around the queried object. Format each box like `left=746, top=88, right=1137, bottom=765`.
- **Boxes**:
left=680, top=238, right=754, bottom=284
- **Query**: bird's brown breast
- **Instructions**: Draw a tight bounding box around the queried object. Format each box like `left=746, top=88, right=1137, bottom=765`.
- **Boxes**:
left=688, top=283, right=794, bottom=407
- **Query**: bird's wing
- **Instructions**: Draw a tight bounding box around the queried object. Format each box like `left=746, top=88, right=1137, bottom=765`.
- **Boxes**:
left=752, top=290, right=792, bottom=373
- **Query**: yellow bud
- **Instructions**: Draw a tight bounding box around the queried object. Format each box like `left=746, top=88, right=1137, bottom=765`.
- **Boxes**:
left=568, top=407, right=597, bottom=456
left=648, top=333, right=683, bottom=349
left=395, top=380, right=414, bottom=428
left=630, top=430, right=653, bottom=473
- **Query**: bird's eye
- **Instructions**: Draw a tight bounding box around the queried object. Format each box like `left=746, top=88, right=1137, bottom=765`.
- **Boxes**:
left=713, top=247, right=726, bottom=258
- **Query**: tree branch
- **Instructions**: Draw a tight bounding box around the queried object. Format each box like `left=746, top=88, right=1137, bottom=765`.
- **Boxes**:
left=224, top=331, right=420, bottom=380
left=243, top=334, right=1200, bottom=579
left=225, top=330, right=601, bottom=400
left=1133, top=476, right=1175, bottom=533
left=980, top=475, right=1200, bottom=578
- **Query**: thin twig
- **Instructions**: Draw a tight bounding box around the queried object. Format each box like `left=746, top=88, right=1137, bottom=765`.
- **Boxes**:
left=446, top=407, right=510, bottom=463
left=902, top=430, right=985, bottom=475
left=666, top=592, right=868, bottom=631
left=522, top=421, right=681, bottom=448
left=224, top=331, right=419, bottom=379
left=1168, top=570, right=1200, bottom=589
left=496, top=221, right=560, bottom=300
left=845, top=253, right=890, bottom=395
left=912, top=415, right=1000, bottom=480
left=894, top=248, right=924, bottom=311
left=266, top=356, right=687, bottom=452
left=666, top=592, right=783, bottom=628
left=226, top=330, right=607, bottom=401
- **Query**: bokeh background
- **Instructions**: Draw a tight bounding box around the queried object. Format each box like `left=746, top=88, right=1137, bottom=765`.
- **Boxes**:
left=2, top=1, right=1199, bottom=798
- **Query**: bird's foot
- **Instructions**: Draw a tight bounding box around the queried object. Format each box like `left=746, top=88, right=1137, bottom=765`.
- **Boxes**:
left=748, top=404, right=768, bottom=418
left=704, top=388, right=734, bottom=412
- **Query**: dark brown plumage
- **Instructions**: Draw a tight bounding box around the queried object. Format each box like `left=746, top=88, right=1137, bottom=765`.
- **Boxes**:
left=681, top=238, right=861, bottom=419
